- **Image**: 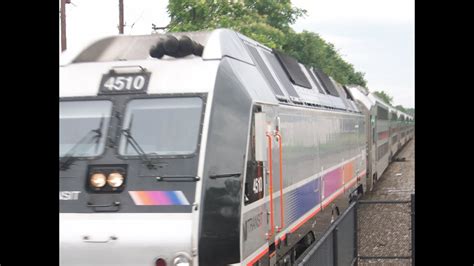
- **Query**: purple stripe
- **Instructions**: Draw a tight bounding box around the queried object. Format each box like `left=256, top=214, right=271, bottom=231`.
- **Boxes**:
left=323, top=168, right=342, bottom=198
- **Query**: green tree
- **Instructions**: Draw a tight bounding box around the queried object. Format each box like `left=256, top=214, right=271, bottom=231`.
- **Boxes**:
left=245, top=0, right=306, bottom=32
left=373, top=91, right=393, bottom=106
left=405, top=108, right=415, bottom=116
left=394, top=105, right=406, bottom=113
left=283, top=31, right=366, bottom=87
left=393, top=104, right=415, bottom=116
left=166, top=0, right=367, bottom=87
left=167, top=0, right=305, bottom=49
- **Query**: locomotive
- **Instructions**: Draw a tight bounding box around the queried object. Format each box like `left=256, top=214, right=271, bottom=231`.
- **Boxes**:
left=60, top=29, right=414, bottom=266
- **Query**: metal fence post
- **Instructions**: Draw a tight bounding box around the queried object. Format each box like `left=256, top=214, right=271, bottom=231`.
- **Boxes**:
left=333, top=227, right=339, bottom=266
left=411, top=194, right=415, bottom=266
left=354, top=201, right=358, bottom=266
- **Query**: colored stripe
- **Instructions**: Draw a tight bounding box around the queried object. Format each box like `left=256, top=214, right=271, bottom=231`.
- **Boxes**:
left=286, top=178, right=320, bottom=227
left=323, top=168, right=342, bottom=198
left=343, top=162, right=354, bottom=184
left=128, top=191, right=190, bottom=206
left=247, top=247, right=269, bottom=266
left=322, top=186, right=345, bottom=209
left=289, top=170, right=364, bottom=233
left=378, top=131, right=389, bottom=140
left=245, top=166, right=366, bottom=265
left=345, top=177, right=358, bottom=189
left=129, top=191, right=143, bottom=205
left=290, top=207, right=322, bottom=233
left=242, top=154, right=363, bottom=213
left=175, top=191, right=190, bottom=204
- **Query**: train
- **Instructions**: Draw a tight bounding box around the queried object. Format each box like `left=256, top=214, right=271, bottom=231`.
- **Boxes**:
left=59, top=29, right=414, bottom=266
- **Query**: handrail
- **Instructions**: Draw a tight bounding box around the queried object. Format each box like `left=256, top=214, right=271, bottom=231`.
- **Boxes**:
left=276, top=131, right=284, bottom=231
left=266, top=133, right=275, bottom=239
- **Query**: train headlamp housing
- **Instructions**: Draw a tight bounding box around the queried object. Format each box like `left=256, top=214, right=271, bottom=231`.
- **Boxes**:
left=90, top=173, right=107, bottom=188
left=87, top=165, right=127, bottom=192
left=107, top=172, right=124, bottom=187
left=172, top=253, right=191, bottom=266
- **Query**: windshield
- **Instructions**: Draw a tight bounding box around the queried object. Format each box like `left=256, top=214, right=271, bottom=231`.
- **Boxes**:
left=59, top=100, right=112, bottom=157
left=119, top=97, right=203, bottom=156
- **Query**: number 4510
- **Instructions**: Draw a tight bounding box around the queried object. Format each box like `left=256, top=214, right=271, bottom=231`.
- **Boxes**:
left=103, top=76, right=145, bottom=91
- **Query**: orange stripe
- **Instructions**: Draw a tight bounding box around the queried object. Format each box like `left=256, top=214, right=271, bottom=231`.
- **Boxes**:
left=343, top=162, right=354, bottom=184
left=345, top=177, right=358, bottom=188
left=273, top=233, right=288, bottom=245
left=247, top=247, right=269, bottom=266
left=290, top=207, right=322, bottom=233
left=137, top=191, right=154, bottom=205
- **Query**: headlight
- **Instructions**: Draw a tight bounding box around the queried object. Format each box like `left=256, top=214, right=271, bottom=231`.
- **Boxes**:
left=173, top=254, right=191, bottom=266
left=90, top=173, right=107, bottom=188
left=107, top=172, right=124, bottom=188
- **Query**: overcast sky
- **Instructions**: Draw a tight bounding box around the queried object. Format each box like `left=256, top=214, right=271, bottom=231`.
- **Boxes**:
left=61, top=0, right=414, bottom=108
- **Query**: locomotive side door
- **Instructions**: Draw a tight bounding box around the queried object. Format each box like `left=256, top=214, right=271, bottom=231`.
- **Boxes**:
left=243, top=106, right=282, bottom=265
left=242, top=108, right=272, bottom=265
left=254, top=109, right=280, bottom=264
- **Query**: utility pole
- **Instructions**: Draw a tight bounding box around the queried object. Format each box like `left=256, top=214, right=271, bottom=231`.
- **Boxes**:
left=60, top=0, right=68, bottom=51
left=118, top=0, right=124, bottom=34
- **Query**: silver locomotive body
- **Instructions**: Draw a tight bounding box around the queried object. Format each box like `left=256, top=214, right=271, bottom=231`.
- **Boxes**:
left=60, top=29, right=413, bottom=266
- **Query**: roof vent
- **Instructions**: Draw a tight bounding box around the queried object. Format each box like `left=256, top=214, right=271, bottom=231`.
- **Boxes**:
left=149, top=35, right=204, bottom=59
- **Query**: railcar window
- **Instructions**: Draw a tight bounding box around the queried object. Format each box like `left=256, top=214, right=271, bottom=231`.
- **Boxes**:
left=377, top=106, right=389, bottom=120
left=377, top=143, right=389, bottom=160
left=313, top=69, right=340, bottom=97
left=304, top=65, right=325, bottom=94
left=59, top=101, right=112, bottom=157
left=262, top=50, right=301, bottom=99
left=392, top=135, right=398, bottom=143
left=342, top=85, right=354, bottom=101
left=273, top=50, right=312, bottom=89
left=244, top=111, right=264, bottom=205
left=311, top=69, right=331, bottom=95
left=391, top=112, right=398, bottom=121
left=245, top=44, right=287, bottom=100
left=119, top=97, right=203, bottom=156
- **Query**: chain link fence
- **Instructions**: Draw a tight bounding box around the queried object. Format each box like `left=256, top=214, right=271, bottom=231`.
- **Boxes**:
left=295, top=194, right=414, bottom=266
left=295, top=201, right=358, bottom=266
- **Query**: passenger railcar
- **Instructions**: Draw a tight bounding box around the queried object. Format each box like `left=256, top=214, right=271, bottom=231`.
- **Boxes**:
left=347, top=86, right=414, bottom=191
left=60, top=29, right=413, bottom=266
